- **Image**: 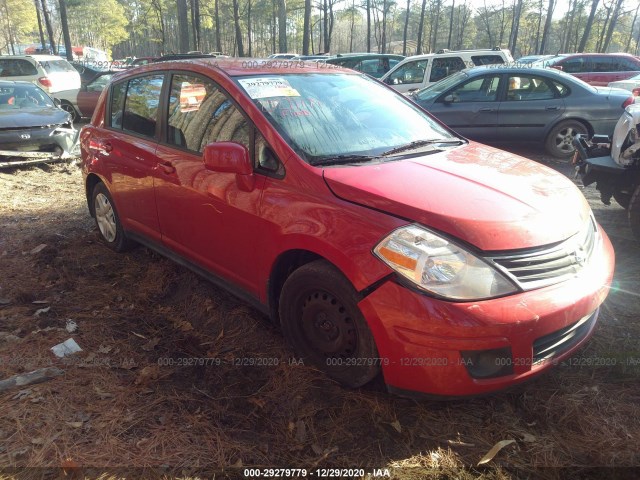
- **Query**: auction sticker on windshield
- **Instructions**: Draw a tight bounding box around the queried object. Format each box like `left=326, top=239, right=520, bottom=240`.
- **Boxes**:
left=238, top=77, right=300, bottom=99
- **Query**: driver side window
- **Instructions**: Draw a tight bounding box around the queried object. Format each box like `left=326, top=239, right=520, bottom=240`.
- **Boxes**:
left=439, top=75, right=500, bottom=103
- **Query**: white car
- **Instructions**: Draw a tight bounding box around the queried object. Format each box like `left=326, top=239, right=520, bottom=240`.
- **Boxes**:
left=379, top=48, right=514, bottom=93
left=0, top=55, right=80, bottom=95
left=608, top=73, right=640, bottom=101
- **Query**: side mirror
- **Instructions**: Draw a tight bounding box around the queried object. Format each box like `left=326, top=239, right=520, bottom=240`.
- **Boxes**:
left=443, top=94, right=455, bottom=104
left=53, top=98, right=61, bottom=107
left=203, top=141, right=254, bottom=191
left=551, top=65, right=562, bottom=71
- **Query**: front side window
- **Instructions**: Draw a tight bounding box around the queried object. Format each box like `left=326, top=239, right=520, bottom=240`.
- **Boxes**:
left=387, top=60, right=429, bottom=85
left=441, top=75, right=500, bottom=103
left=561, top=58, right=589, bottom=74
left=430, top=57, right=467, bottom=82
left=237, top=73, right=457, bottom=163
left=591, top=56, right=615, bottom=72
left=87, top=74, right=113, bottom=92
left=122, top=75, right=164, bottom=138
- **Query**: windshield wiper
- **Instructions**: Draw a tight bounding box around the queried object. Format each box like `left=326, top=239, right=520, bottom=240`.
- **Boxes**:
left=309, top=154, right=377, bottom=167
left=380, top=139, right=464, bottom=157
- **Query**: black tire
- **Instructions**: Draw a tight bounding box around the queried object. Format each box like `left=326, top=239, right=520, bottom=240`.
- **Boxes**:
left=613, top=191, right=631, bottom=210
left=91, top=182, right=134, bottom=252
left=628, top=184, right=640, bottom=241
left=545, top=120, right=588, bottom=158
left=59, top=101, right=80, bottom=123
left=279, top=260, right=380, bottom=388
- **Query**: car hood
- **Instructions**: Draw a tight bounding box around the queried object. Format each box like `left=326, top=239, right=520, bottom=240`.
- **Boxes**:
left=0, top=107, right=69, bottom=129
left=323, top=143, right=592, bottom=251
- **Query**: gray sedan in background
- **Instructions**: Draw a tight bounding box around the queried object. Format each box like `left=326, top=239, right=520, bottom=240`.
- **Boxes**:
left=409, top=66, right=634, bottom=157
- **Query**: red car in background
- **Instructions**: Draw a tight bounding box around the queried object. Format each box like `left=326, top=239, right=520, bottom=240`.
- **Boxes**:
left=80, top=59, right=615, bottom=397
left=543, top=53, right=640, bottom=86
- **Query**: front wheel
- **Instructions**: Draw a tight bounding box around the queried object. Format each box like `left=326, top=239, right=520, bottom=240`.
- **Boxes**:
left=545, top=120, right=588, bottom=158
left=59, top=101, right=80, bottom=123
left=279, top=260, right=381, bottom=388
left=628, top=184, right=640, bottom=240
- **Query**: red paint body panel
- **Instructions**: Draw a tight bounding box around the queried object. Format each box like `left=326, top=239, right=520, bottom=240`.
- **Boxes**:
left=324, top=142, right=591, bottom=251
left=359, top=226, right=614, bottom=396
left=80, top=59, right=616, bottom=397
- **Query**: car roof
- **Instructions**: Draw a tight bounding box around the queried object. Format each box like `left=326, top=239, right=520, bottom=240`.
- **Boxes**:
left=0, top=80, right=38, bottom=86
left=113, top=57, right=357, bottom=77
left=399, top=49, right=509, bottom=61
left=0, top=55, right=66, bottom=61
left=557, top=52, right=639, bottom=59
left=326, top=53, right=404, bottom=61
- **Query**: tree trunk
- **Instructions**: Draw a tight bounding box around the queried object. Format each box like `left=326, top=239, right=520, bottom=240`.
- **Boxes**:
left=302, top=0, right=311, bottom=54
left=278, top=0, right=287, bottom=52
left=381, top=0, right=388, bottom=53
left=447, top=0, right=455, bottom=48
left=508, top=0, right=523, bottom=55
left=177, top=0, right=190, bottom=53
left=402, top=0, right=410, bottom=55
left=578, top=0, right=599, bottom=52
left=323, top=0, right=329, bottom=52
left=40, top=0, right=56, bottom=54
left=431, top=0, right=442, bottom=50
left=534, top=0, right=543, bottom=53
left=350, top=0, right=356, bottom=53
left=193, top=0, right=201, bottom=51
left=539, top=0, right=555, bottom=54
left=416, top=0, right=427, bottom=54
left=601, top=0, right=623, bottom=52
left=247, top=0, right=252, bottom=56
left=366, top=0, right=371, bottom=52
left=481, top=1, right=494, bottom=47
left=596, top=2, right=612, bottom=51
left=233, top=0, right=245, bottom=56
left=215, top=0, right=222, bottom=52
left=625, top=4, right=639, bottom=52
left=58, top=0, right=73, bottom=61
left=34, top=0, right=46, bottom=50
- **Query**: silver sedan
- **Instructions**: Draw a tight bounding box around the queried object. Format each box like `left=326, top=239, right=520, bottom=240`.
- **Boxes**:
left=409, top=66, right=634, bottom=157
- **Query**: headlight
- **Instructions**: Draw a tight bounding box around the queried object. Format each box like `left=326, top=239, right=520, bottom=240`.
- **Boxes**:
left=373, top=225, right=518, bottom=300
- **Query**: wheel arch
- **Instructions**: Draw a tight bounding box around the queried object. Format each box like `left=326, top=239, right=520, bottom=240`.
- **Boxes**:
left=545, top=117, right=594, bottom=139
left=85, top=173, right=105, bottom=217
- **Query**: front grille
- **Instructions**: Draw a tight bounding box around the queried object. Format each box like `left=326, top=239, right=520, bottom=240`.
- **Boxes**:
left=488, top=217, right=598, bottom=290
left=532, top=309, right=598, bottom=364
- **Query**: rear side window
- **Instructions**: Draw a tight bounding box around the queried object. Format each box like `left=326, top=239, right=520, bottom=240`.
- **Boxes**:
left=109, top=82, right=127, bottom=128
left=40, top=60, right=76, bottom=73
left=122, top=75, right=164, bottom=138
left=592, top=56, right=615, bottom=72
left=471, top=55, right=505, bottom=66
left=430, top=57, right=467, bottom=82
left=614, top=57, right=640, bottom=72
left=0, top=59, right=38, bottom=77
left=387, top=59, right=429, bottom=85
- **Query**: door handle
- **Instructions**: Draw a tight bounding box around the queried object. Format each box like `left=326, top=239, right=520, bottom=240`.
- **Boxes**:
left=103, top=142, right=113, bottom=153
left=545, top=106, right=560, bottom=110
left=159, top=161, right=176, bottom=174
left=479, top=108, right=495, bottom=112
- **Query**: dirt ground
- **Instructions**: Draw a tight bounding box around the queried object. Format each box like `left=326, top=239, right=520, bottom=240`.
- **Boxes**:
left=0, top=145, right=639, bottom=480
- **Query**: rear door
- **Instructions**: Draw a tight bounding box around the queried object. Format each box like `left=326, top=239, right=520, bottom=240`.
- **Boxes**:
left=497, top=73, right=566, bottom=140
left=77, top=73, right=113, bottom=117
left=557, top=56, right=593, bottom=84
left=90, top=74, right=164, bottom=241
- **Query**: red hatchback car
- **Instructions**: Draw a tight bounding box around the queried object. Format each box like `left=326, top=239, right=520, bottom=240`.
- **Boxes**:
left=80, top=59, right=615, bottom=397
left=546, top=53, right=640, bottom=86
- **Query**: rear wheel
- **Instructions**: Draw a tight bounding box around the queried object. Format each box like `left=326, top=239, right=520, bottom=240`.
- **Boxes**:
left=545, top=120, right=588, bottom=158
left=628, top=184, right=640, bottom=240
left=91, top=182, right=134, bottom=252
left=279, top=260, right=380, bottom=388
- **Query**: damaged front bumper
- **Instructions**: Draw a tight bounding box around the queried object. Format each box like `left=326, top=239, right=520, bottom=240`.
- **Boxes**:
left=0, top=126, right=80, bottom=168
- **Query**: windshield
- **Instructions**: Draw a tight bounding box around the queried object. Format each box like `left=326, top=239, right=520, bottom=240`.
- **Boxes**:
left=235, top=73, right=458, bottom=163
left=414, top=71, right=468, bottom=101
left=0, top=83, right=54, bottom=109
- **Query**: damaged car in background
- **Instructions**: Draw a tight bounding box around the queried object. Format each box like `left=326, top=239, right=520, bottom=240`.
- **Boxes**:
left=0, top=80, right=79, bottom=168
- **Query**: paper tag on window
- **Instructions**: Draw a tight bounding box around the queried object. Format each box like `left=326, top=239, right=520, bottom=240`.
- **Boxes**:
left=238, top=77, right=300, bottom=99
